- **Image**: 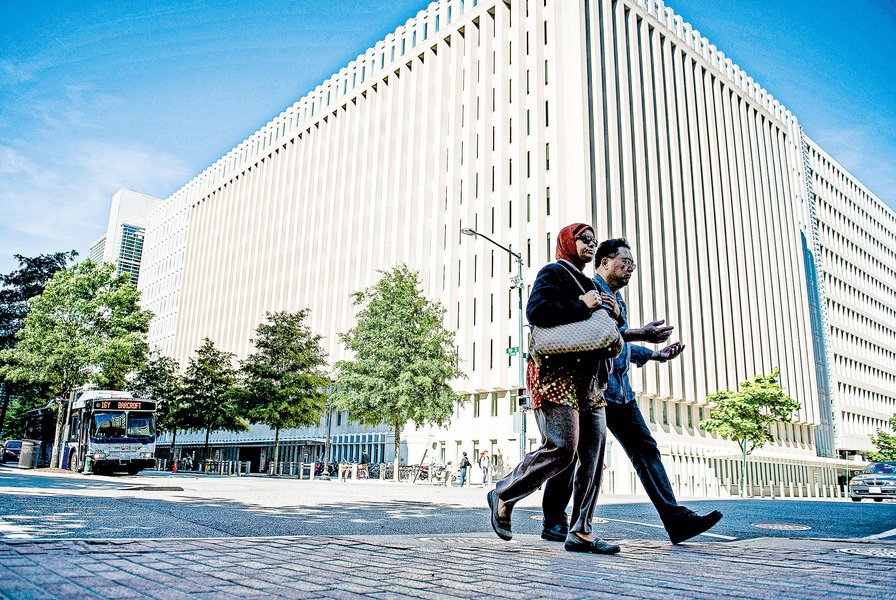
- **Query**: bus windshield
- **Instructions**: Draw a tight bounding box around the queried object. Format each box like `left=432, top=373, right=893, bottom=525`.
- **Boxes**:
left=91, top=412, right=155, bottom=439
left=93, top=412, right=127, bottom=438
left=127, top=412, right=155, bottom=437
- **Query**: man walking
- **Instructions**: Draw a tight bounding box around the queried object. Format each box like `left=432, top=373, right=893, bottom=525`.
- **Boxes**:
left=459, top=452, right=471, bottom=487
left=540, top=238, right=723, bottom=545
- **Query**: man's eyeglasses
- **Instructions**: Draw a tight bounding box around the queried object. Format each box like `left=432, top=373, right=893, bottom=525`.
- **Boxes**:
left=576, top=233, right=597, bottom=246
left=614, top=256, right=637, bottom=271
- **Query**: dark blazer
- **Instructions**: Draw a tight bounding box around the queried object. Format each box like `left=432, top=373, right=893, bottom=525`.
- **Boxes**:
left=526, top=261, right=596, bottom=328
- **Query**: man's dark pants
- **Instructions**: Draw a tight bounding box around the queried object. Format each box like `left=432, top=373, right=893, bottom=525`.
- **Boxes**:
left=542, top=399, right=680, bottom=527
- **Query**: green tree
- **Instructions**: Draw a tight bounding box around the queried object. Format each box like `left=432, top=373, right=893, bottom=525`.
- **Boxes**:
left=0, top=251, right=78, bottom=438
left=128, top=352, right=185, bottom=461
left=237, top=310, right=329, bottom=475
left=703, top=368, right=801, bottom=496
left=333, top=265, right=465, bottom=478
left=179, top=338, right=247, bottom=464
left=0, top=260, right=152, bottom=467
left=868, top=413, right=896, bottom=462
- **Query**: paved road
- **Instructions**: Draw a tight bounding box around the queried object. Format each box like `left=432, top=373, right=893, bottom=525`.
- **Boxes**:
left=1, top=466, right=894, bottom=542
left=1, top=466, right=894, bottom=599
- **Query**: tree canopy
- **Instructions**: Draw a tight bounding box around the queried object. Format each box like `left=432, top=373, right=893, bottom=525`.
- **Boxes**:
left=0, top=260, right=151, bottom=465
left=179, top=338, right=247, bottom=459
left=868, top=413, right=896, bottom=462
left=1, top=260, right=152, bottom=396
left=704, top=368, right=800, bottom=455
left=238, top=310, right=329, bottom=473
left=0, top=251, right=78, bottom=437
left=128, top=351, right=183, bottom=437
left=703, top=368, right=800, bottom=495
left=333, top=264, right=465, bottom=466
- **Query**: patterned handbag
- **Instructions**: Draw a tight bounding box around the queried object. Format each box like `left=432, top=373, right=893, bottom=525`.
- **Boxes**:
left=529, top=262, right=623, bottom=360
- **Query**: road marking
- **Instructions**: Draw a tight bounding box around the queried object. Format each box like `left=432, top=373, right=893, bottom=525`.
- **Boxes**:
left=589, top=517, right=738, bottom=541
left=0, top=518, right=33, bottom=539
left=863, top=527, right=896, bottom=540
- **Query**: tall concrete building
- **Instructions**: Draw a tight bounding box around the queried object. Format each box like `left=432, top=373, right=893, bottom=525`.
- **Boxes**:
left=90, top=189, right=163, bottom=286
left=807, top=140, right=896, bottom=459
left=137, top=0, right=894, bottom=490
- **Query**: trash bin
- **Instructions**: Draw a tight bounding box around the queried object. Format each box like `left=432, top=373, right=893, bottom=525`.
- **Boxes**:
left=18, top=440, right=38, bottom=469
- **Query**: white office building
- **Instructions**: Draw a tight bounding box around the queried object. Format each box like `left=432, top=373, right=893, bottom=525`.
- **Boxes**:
left=137, top=0, right=894, bottom=491
left=90, top=189, right=163, bottom=286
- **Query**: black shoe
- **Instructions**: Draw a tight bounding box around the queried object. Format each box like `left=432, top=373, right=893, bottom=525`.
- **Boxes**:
left=564, top=533, right=620, bottom=555
left=487, top=490, right=512, bottom=540
left=666, top=509, right=723, bottom=544
left=541, top=521, right=569, bottom=542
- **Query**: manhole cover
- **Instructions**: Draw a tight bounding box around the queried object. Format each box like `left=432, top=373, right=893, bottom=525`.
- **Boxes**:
left=530, top=515, right=609, bottom=524
left=751, top=523, right=811, bottom=531
left=836, top=548, right=896, bottom=559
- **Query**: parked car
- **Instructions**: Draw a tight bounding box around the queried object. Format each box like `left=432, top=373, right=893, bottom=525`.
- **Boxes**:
left=1, top=440, right=22, bottom=463
left=849, top=462, right=896, bottom=502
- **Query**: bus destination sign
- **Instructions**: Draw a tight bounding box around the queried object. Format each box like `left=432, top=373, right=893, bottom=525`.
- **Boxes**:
left=93, top=400, right=156, bottom=411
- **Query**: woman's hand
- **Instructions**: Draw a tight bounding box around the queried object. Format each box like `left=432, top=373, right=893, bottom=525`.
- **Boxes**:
left=579, top=290, right=602, bottom=309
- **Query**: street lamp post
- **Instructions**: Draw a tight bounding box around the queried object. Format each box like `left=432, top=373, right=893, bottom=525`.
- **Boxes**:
left=461, top=227, right=528, bottom=463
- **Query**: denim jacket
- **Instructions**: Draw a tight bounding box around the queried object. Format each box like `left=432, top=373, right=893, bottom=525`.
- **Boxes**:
left=593, top=274, right=653, bottom=404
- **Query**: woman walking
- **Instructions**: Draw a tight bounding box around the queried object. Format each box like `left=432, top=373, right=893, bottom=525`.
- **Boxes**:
left=487, top=223, right=621, bottom=554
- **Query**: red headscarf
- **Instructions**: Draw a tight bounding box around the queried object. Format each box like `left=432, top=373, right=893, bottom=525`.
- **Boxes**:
left=555, top=223, right=594, bottom=271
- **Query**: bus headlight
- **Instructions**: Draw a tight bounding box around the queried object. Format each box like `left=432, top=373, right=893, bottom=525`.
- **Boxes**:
left=93, top=453, right=106, bottom=460
left=140, top=452, right=153, bottom=458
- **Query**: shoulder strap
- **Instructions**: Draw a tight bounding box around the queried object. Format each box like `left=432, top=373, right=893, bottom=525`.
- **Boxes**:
left=556, top=260, right=595, bottom=294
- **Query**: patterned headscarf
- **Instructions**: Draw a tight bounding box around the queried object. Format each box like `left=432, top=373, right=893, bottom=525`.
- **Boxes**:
left=555, top=223, right=594, bottom=271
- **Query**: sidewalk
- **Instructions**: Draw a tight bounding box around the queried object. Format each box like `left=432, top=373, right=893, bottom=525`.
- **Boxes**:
left=1, top=533, right=893, bottom=600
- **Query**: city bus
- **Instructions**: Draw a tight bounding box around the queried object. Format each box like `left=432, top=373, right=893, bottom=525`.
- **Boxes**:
left=61, top=390, right=157, bottom=475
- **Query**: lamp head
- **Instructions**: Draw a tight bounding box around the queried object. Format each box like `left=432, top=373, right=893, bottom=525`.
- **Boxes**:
left=461, top=227, right=477, bottom=237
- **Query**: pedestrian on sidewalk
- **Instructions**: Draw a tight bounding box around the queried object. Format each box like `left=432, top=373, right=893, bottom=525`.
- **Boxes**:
left=540, top=238, right=723, bottom=546
left=359, top=451, right=370, bottom=479
left=487, top=223, right=621, bottom=555
left=479, top=450, right=490, bottom=485
left=459, top=453, right=471, bottom=487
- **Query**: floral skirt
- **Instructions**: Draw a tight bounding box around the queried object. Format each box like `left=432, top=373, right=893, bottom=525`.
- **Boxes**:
left=527, top=357, right=605, bottom=411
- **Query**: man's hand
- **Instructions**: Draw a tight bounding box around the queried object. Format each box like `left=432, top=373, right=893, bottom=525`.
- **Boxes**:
left=641, top=320, right=674, bottom=344
left=598, top=292, right=620, bottom=319
left=652, top=342, right=685, bottom=363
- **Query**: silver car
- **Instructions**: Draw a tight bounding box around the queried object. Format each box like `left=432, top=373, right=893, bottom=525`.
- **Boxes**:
left=849, top=462, right=896, bottom=502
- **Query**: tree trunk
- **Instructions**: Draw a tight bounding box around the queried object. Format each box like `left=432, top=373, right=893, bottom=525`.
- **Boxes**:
left=170, top=429, right=178, bottom=465
left=272, top=426, right=281, bottom=476
left=204, top=428, right=211, bottom=470
left=50, top=395, right=68, bottom=469
left=741, top=443, right=748, bottom=497
left=393, top=420, right=401, bottom=482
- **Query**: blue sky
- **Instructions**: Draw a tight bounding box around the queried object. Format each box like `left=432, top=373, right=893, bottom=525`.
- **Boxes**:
left=1, top=0, right=894, bottom=276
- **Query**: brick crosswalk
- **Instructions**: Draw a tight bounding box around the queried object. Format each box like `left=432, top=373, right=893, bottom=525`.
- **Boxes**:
left=1, top=534, right=893, bottom=599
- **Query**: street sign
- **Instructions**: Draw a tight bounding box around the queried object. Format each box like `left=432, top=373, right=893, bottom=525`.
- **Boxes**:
left=506, top=347, right=519, bottom=356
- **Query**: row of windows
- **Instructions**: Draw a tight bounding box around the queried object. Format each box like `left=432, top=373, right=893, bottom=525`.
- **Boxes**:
left=816, top=189, right=896, bottom=269
left=821, top=248, right=896, bottom=316
left=837, top=381, right=896, bottom=422
left=840, top=409, right=894, bottom=438
left=811, top=148, right=896, bottom=237
left=826, top=298, right=896, bottom=347
left=833, top=353, right=896, bottom=397
left=830, top=325, right=896, bottom=366
left=818, top=222, right=896, bottom=299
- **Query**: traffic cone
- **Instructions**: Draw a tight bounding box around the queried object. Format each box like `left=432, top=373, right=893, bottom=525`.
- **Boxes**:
left=173, top=462, right=177, bottom=473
